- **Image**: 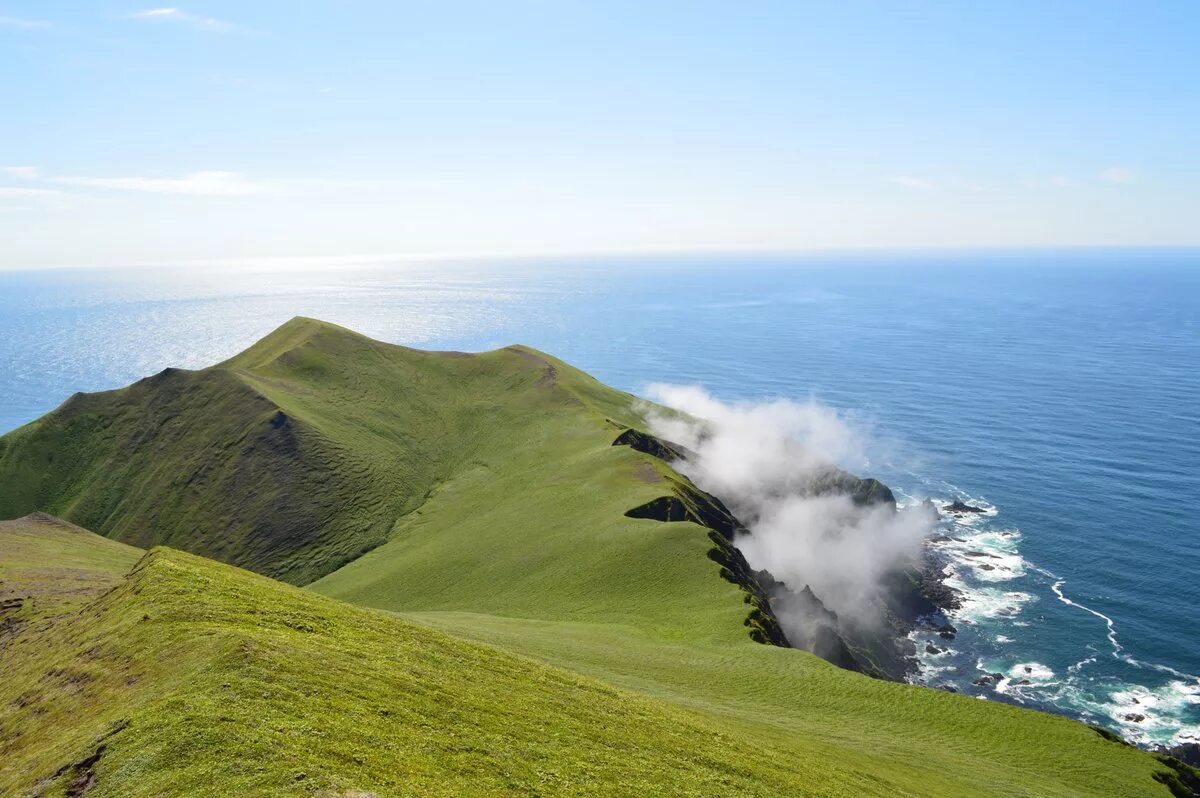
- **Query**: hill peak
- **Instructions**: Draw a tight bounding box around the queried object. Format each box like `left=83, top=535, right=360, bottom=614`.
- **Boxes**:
left=220, top=316, right=374, bottom=370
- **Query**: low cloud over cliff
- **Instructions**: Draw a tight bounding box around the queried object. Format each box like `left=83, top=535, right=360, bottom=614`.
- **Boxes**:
left=644, top=384, right=933, bottom=629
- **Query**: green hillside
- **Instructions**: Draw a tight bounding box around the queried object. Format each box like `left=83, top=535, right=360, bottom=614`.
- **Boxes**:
left=1, top=319, right=1195, bottom=796
left=0, top=318, right=642, bottom=584
left=0, top=512, right=142, bottom=622
left=0, top=516, right=851, bottom=797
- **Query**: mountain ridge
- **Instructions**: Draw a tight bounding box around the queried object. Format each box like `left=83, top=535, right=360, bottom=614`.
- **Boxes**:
left=0, top=317, right=644, bottom=584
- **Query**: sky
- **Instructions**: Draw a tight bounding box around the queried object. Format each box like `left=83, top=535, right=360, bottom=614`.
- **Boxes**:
left=1, top=1, right=1198, bottom=270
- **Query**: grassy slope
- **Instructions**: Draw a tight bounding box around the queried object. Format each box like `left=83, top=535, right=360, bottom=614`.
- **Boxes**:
left=0, top=319, right=1181, bottom=795
left=0, top=513, right=142, bottom=621
left=0, top=318, right=635, bottom=585
left=2, top=521, right=914, bottom=798
left=310, top=437, right=1168, bottom=796
left=299, top=329, right=1169, bottom=796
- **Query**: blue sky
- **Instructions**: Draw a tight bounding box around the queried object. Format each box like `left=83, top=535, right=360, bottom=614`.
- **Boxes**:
left=2, top=1, right=1197, bottom=269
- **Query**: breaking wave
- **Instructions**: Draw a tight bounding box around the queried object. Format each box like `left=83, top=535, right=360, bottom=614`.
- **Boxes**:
left=907, top=485, right=1200, bottom=748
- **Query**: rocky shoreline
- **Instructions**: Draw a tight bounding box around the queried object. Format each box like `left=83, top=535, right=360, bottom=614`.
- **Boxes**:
left=614, top=426, right=965, bottom=682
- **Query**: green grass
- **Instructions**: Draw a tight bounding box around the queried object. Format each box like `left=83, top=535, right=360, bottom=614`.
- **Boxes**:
left=1, top=527, right=930, bottom=798
left=0, top=512, right=142, bottom=620
left=0, top=318, right=642, bottom=584
left=0, top=318, right=1190, bottom=796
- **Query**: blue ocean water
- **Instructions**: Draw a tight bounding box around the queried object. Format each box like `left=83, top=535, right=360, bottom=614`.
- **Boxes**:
left=1, top=249, right=1197, bottom=746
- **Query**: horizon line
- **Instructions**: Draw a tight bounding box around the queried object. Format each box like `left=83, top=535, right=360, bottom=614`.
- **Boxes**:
left=3, top=242, right=1199, bottom=275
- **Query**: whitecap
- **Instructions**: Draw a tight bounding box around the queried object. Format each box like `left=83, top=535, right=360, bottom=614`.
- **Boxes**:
left=912, top=491, right=1198, bottom=746
left=1068, top=655, right=1097, bottom=674
left=1009, top=662, right=1055, bottom=681
left=970, top=551, right=1026, bottom=583
left=927, top=517, right=1026, bottom=584
left=1043, top=573, right=1200, bottom=682
left=948, top=585, right=1035, bottom=624
left=1053, top=680, right=1200, bottom=746
left=919, top=662, right=959, bottom=679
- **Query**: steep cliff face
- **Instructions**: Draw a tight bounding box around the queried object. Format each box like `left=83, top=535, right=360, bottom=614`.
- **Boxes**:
left=623, top=474, right=790, bottom=649
left=757, top=578, right=864, bottom=671
left=614, top=426, right=953, bottom=680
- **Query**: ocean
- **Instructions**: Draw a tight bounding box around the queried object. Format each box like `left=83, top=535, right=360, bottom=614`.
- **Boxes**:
left=1, top=249, right=1197, bottom=746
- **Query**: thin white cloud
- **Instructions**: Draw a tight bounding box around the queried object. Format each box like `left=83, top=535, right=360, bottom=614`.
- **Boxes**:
left=886, top=175, right=938, bottom=190
left=952, top=179, right=988, bottom=193
left=0, top=185, right=67, bottom=214
left=130, top=8, right=235, bottom=32
left=0, top=186, right=63, bottom=198
left=1019, top=175, right=1073, bottom=188
left=1098, top=166, right=1137, bottom=185
left=0, top=16, right=51, bottom=29
left=2, top=166, right=39, bottom=179
left=55, top=170, right=270, bottom=196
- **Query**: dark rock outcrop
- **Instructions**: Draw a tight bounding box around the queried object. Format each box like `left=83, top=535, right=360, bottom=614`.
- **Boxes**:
left=706, top=532, right=790, bottom=648
left=973, top=672, right=1006, bottom=687
left=1152, top=750, right=1200, bottom=798
left=625, top=496, right=690, bottom=522
left=0, top=596, right=27, bottom=643
left=1164, top=744, right=1200, bottom=769
left=757, top=580, right=865, bottom=672
left=917, top=615, right=958, bottom=638
left=944, top=500, right=987, bottom=515
left=811, top=471, right=896, bottom=506
left=917, top=562, right=963, bottom=611
left=611, top=428, right=694, bottom=463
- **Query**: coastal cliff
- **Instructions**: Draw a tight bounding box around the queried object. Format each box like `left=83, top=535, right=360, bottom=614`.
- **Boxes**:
left=614, top=426, right=956, bottom=680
